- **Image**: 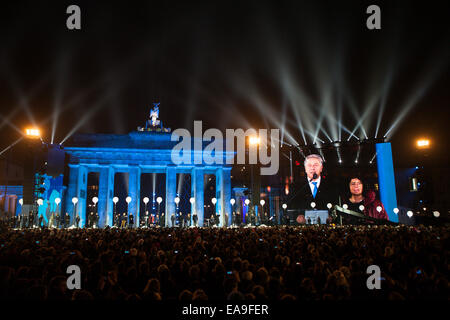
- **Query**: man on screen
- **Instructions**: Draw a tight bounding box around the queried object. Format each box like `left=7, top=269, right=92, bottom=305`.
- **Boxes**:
left=289, top=154, right=337, bottom=213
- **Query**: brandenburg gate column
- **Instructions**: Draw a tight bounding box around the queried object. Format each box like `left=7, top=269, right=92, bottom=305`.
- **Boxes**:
left=165, top=166, right=176, bottom=227
left=191, top=167, right=204, bottom=227
left=67, top=164, right=88, bottom=227
left=216, top=167, right=232, bottom=227
left=128, top=166, right=141, bottom=228
left=223, top=167, right=232, bottom=226
left=98, top=166, right=115, bottom=227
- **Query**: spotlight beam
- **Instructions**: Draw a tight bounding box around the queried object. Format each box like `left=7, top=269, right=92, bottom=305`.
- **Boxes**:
left=0, top=137, right=23, bottom=156
left=384, top=56, right=448, bottom=139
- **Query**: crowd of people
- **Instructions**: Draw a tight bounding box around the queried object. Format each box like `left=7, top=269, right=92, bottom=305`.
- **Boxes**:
left=0, top=223, right=447, bottom=300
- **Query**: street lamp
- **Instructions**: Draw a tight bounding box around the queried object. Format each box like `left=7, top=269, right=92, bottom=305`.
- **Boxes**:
left=259, top=199, right=265, bottom=224
left=230, top=199, right=236, bottom=225
left=189, top=197, right=195, bottom=216
left=55, top=197, right=61, bottom=215
left=92, top=197, right=98, bottom=225
left=143, top=197, right=149, bottom=213
left=211, top=197, right=217, bottom=222
left=92, top=196, right=98, bottom=211
left=113, top=196, right=119, bottom=216
left=243, top=199, right=249, bottom=224
left=126, top=196, right=131, bottom=215
left=175, top=195, right=180, bottom=210
left=156, top=196, right=163, bottom=222
left=71, top=197, right=78, bottom=224
left=125, top=196, right=132, bottom=226
left=174, top=196, right=180, bottom=226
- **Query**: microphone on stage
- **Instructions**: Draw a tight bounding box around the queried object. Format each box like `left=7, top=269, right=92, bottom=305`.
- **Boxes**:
left=311, top=173, right=318, bottom=181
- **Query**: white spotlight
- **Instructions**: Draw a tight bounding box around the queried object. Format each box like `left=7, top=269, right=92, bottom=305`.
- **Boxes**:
left=310, top=202, right=316, bottom=208
left=230, top=198, right=236, bottom=205
left=260, top=200, right=265, bottom=206
left=55, top=198, right=61, bottom=205
left=113, top=197, right=119, bottom=204
left=343, top=204, right=348, bottom=210
left=37, top=199, right=44, bottom=206
left=211, top=197, right=217, bottom=205
left=189, top=197, right=195, bottom=204
left=433, top=211, right=440, bottom=218
left=126, top=196, right=132, bottom=204
left=174, top=197, right=180, bottom=204
left=19, top=198, right=23, bottom=206
left=393, top=208, right=399, bottom=214
left=92, top=197, right=98, bottom=204
left=376, top=206, right=382, bottom=212
left=327, top=203, right=332, bottom=209
left=143, top=197, right=149, bottom=204
left=72, top=197, right=78, bottom=205
left=407, top=211, right=413, bottom=217
left=282, top=203, right=287, bottom=210
left=359, top=205, right=365, bottom=211
left=245, top=199, right=250, bottom=206
left=156, top=197, right=163, bottom=204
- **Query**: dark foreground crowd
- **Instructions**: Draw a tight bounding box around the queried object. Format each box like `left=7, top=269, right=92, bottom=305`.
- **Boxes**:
left=0, top=224, right=448, bottom=300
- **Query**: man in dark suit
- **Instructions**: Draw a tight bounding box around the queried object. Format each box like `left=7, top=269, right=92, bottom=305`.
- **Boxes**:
left=289, top=154, right=338, bottom=216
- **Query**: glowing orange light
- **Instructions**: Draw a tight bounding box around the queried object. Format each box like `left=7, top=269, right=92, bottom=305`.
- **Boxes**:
left=25, top=128, right=40, bottom=138
left=416, top=139, right=430, bottom=148
left=249, top=136, right=260, bottom=145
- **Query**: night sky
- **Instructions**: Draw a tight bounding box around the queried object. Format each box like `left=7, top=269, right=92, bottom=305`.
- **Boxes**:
left=0, top=0, right=449, bottom=167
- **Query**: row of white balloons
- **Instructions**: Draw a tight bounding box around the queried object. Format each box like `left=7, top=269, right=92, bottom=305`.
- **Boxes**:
left=18, top=197, right=441, bottom=218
